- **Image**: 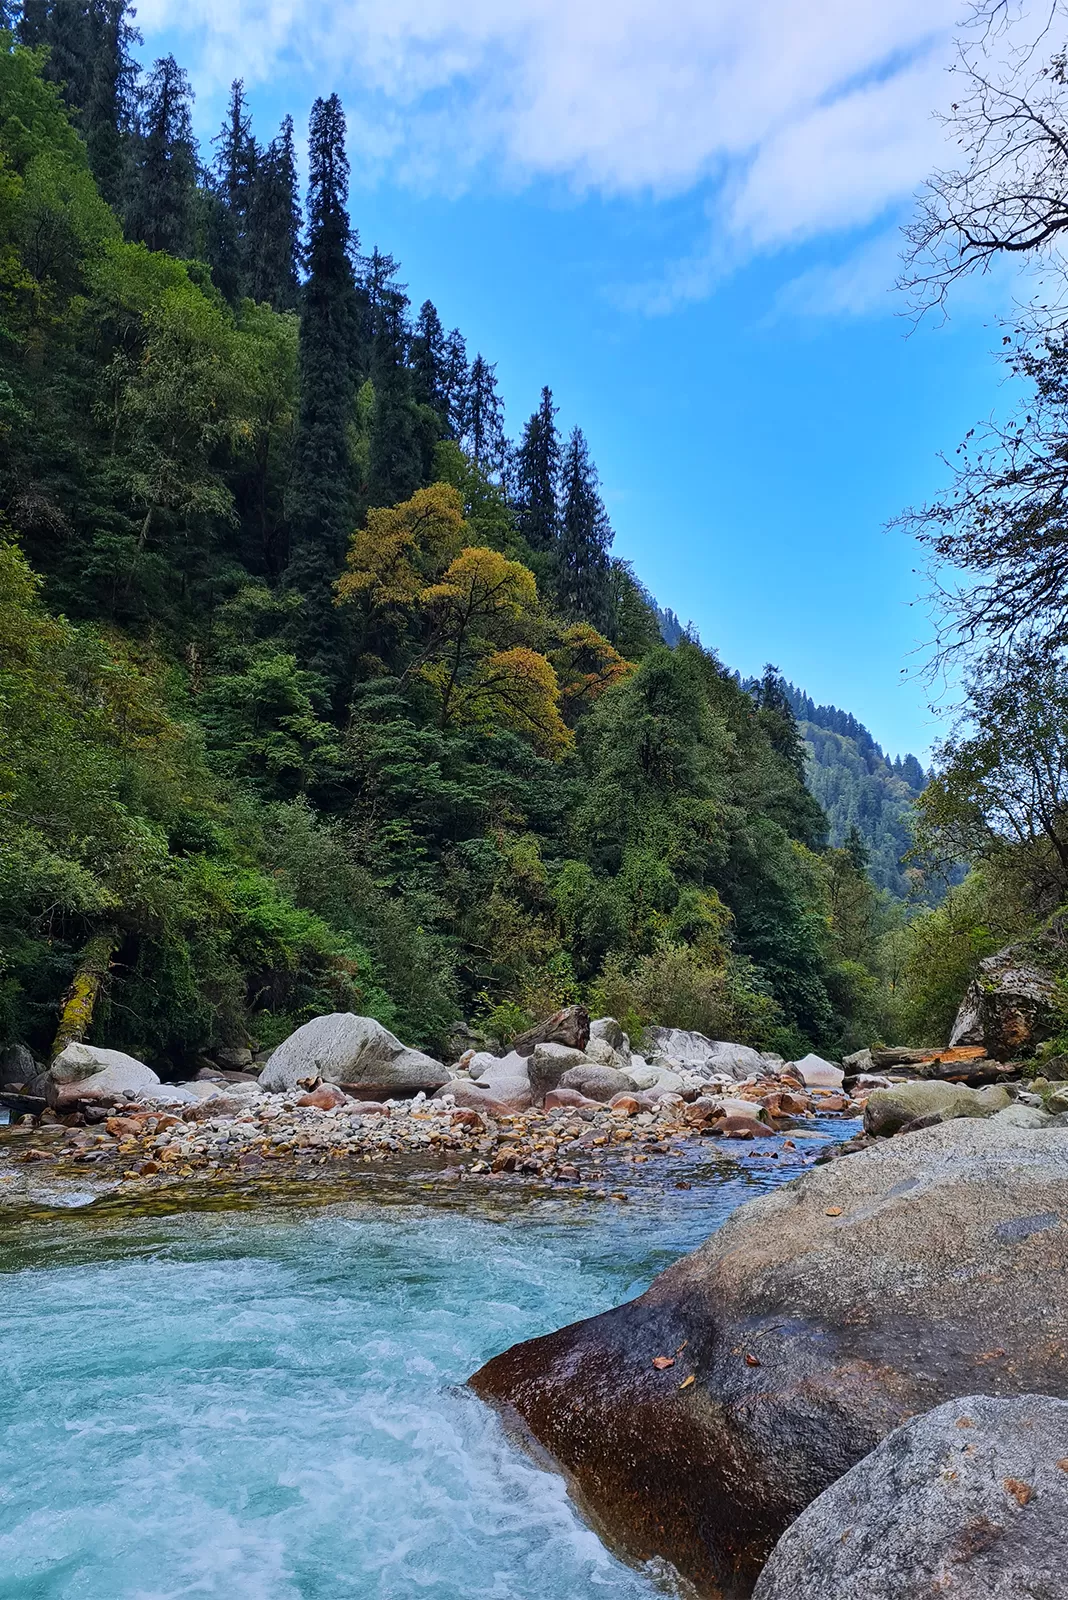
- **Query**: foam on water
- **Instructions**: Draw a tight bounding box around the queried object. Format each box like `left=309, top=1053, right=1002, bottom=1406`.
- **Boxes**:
left=0, top=1153, right=839, bottom=1598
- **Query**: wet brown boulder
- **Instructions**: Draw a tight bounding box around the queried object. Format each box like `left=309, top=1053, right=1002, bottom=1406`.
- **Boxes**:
left=297, top=1084, right=348, bottom=1110
left=469, top=1119, right=1068, bottom=1600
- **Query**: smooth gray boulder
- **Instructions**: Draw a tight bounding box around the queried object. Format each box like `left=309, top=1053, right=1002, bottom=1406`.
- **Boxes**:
left=643, top=1027, right=769, bottom=1081
left=52, top=1062, right=162, bottom=1107
left=258, top=1013, right=448, bottom=1098
left=466, top=1051, right=500, bottom=1081
left=753, top=1394, right=1068, bottom=1600
left=992, top=1103, right=1053, bottom=1129
left=589, top=1017, right=632, bottom=1064
left=864, top=1079, right=1012, bottom=1137
left=471, top=1118, right=1068, bottom=1599
left=558, top=1063, right=632, bottom=1102
left=37, top=1042, right=161, bottom=1105
left=583, top=1035, right=629, bottom=1071
left=528, top=1043, right=587, bottom=1102
left=48, top=1041, right=153, bottom=1086
left=626, top=1063, right=684, bottom=1094
left=791, top=1052, right=844, bottom=1088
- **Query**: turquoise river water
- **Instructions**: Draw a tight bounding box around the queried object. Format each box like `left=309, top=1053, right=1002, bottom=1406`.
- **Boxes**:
left=0, top=1137, right=845, bottom=1599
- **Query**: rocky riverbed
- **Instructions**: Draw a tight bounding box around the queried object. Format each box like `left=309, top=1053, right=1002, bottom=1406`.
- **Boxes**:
left=0, top=1078, right=857, bottom=1212
left=0, top=1008, right=868, bottom=1208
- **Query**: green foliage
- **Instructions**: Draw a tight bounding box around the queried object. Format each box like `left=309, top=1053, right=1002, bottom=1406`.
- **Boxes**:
left=886, top=870, right=1026, bottom=1046
left=590, top=946, right=791, bottom=1056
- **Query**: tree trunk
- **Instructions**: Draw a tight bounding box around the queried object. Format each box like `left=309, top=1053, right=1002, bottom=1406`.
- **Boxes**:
left=50, top=928, right=120, bottom=1061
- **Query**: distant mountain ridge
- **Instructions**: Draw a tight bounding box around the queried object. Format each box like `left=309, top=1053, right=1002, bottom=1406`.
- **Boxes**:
left=784, top=683, right=928, bottom=899
left=654, top=615, right=929, bottom=899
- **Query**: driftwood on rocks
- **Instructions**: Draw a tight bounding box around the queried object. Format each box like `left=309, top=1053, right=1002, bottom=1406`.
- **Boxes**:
left=511, top=1006, right=590, bottom=1058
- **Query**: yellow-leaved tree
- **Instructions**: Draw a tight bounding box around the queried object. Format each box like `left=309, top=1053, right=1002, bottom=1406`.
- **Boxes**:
left=549, top=621, right=634, bottom=722
left=338, top=486, right=572, bottom=757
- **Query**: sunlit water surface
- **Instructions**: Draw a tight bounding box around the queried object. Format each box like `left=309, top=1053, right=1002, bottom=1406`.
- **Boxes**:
left=0, top=1138, right=847, bottom=1599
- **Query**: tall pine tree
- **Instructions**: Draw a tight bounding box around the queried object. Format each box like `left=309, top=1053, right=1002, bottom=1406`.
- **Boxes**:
left=206, top=78, right=257, bottom=300
left=514, top=385, right=560, bottom=552
left=361, top=247, right=431, bottom=506
left=464, top=354, right=507, bottom=479
left=557, top=426, right=613, bottom=626
left=127, top=54, right=198, bottom=257
left=285, top=93, right=358, bottom=678
left=15, top=0, right=139, bottom=207
left=411, top=300, right=447, bottom=421
left=442, top=327, right=468, bottom=440
left=247, top=114, right=302, bottom=310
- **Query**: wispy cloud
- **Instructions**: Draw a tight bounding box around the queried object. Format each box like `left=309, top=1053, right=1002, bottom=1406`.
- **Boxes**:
left=139, top=0, right=968, bottom=301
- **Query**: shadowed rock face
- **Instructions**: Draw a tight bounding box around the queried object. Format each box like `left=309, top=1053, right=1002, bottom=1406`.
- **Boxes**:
left=950, top=945, right=1057, bottom=1059
left=469, top=1121, right=1068, bottom=1599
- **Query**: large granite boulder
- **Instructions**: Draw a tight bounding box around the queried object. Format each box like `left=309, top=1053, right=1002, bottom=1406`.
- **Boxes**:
left=470, top=1119, right=1068, bottom=1599
left=35, top=1042, right=161, bottom=1105
left=49, top=1041, right=151, bottom=1085
left=791, top=1053, right=844, bottom=1089
left=258, top=1013, right=448, bottom=1098
left=0, top=1042, right=35, bottom=1087
left=950, top=944, right=1058, bottom=1059
left=863, top=1079, right=1012, bottom=1137
left=512, top=1006, right=590, bottom=1058
left=753, top=1394, right=1068, bottom=1599
left=643, top=1028, right=769, bottom=1081
left=527, top=1043, right=588, bottom=1102
left=589, top=1017, right=631, bottom=1062
left=557, top=1063, right=632, bottom=1102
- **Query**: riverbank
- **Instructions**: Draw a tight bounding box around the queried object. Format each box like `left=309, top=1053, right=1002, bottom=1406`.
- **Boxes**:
left=0, top=1087, right=858, bottom=1216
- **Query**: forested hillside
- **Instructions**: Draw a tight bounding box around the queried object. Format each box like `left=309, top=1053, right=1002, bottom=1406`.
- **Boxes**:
left=782, top=687, right=928, bottom=900
left=0, top=14, right=941, bottom=1067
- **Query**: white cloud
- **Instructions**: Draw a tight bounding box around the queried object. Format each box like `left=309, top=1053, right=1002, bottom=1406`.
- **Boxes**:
left=139, top=0, right=967, bottom=282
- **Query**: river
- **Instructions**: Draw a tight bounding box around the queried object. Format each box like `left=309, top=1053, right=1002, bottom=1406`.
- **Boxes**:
left=0, top=1131, right=849, bottom=1599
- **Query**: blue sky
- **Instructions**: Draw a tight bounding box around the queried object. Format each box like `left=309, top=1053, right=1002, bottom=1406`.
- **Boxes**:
left=137, top=0, right=1022, bottom=760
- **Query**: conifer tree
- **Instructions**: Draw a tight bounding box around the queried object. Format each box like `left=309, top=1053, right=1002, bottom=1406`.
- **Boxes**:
left=411, top=300, right=447, bottom=418
left=755, top=664, right=808, bottom=782
left=16, top=0, right=49, bottom=48
left=214, top=80, right=257, bottom=222
left=464, top=354, right=507, bottom=479
left=285, top=92, right=358, bottom=677
left=204, top=80, right=258, bottom=302
left=514, top=385, right=560, bottom=552
left=442, top=327, right=468, bottom=439
left=83, top=0, right=139, bottom=207
left=247, top=115, right=302, bottom=310
left=557, top=425, right=612, bottom=626
left=127, top=55, right=198, bottom=257
left=15, top=0, right=138, bottom=207
left=361, top=248, right=430, bottom=505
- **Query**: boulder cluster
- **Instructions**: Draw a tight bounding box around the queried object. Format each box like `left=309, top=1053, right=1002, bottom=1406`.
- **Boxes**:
left=1, top=1010, right=859, bottom=1186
